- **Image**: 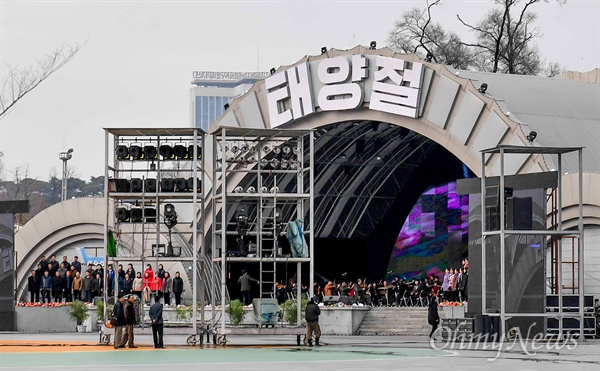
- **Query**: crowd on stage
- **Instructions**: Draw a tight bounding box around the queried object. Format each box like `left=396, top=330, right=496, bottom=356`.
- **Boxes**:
left=298, top=259, right=469, bottom=307
left=26, top=255, right=186, bottom=306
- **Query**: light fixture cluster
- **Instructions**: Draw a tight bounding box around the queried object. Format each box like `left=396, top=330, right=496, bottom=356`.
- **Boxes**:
left=226, top=141, right=301, bottom=170
left=233, top=185, right=280, bottom=194
left=108, top=177, right=201, bottom=193
left=116, top=143, right=201, bottom=160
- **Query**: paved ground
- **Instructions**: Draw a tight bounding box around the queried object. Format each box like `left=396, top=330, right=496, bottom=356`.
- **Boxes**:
left=0, top=332, right=598, bottom=371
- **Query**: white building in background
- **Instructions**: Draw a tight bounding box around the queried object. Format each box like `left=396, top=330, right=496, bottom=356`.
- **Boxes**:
left=190, top=71, right=270, bottom=131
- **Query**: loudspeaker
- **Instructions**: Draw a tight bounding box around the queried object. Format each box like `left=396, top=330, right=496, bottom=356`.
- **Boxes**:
left=115, top=207, right=130, bottom=222
left=130, top=178, right=143, bottom=192
left=130, top=208, right=143, bottom=222
left=160, top=178, right=175, bottom=192
left=159, top=144, right=174, bottom=159
left=108, top=178, right=130, bottom=192
left=506, top=197, right=533, bottom=230
left=143, top=145, right=158, bottom=160
left=129, top=145, right=143, bottom=160
left=173, top=144, right=188, bottom=159
left=485, top=206, right=499, bottom=231
left=144, top=178, right=156, bottom=192
left=187, top=145, right=202, bottom=159
left=115, top=145, right=129, bottom=160
left=144, top=207, right=156, bottom=223
left=175, top=178, right=188, bottom=192
left=187, top=178, right=201, bottom=192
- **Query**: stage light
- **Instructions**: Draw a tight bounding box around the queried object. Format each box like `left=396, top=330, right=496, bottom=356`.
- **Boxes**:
left=160, top=178, right=175, bottom=192
left=115, top=207, right=130, bottom=222
left=159, top=144, right=174, bottom=159
left=263, top=145, right=271, bottom=153
left=144, top=178, right=156, bottom=192
left=175, top=178, right=188, bottom=192
left=282, top=145, right=291, bottom=155
left=240, top=144, right=249, bottom=153
left=234, top=186, right=244, bottom=193
left=143, top=145, right=158, bottom=160
left=369, top=41, right=377, bottom=49
left=247, top=186, right=256, bottom=194
left=321, top=46, right=328, bottom=54
left=281, top=159, right=289, bottom=169
left=187, top=145, right=202, bottom=159
left=290, top=161, right=298, bottom=170
left=130, top=178, right=143, bottom=192
left=270, top=158, right=280, bottom=167
left=129, top=145, right=143, bottom=160
left=260, top=186, right=268, bottom=193
left=173, top=144, right=188, bottom=159
left=426, top=52, right=434, bottom=62
left=478, top=83, right=488, bottom=94
left=292, top=146, right=300, bottom=154
left=116, top=145, right=129, bottom=160
left=272, top=146, right=281, bottom=155
left=270, top=68, right=276, bottom=75
left=224, top=103, right=230, bottom=110
left=164, top=203, right=177, bottom=219
left=270, top=186, right=279, bottom=193
left=130, top=208, right=143, bottom=222
left=260, top=158, right=268, bottom=166
left=231, top=145, right=239, bottom=154
left=526, top=131, right=537, bottom=142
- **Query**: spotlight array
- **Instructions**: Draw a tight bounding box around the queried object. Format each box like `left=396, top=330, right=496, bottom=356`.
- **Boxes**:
left=115, top=206, right=157, bottom=223
left=108, top=177, right=201, bottom=193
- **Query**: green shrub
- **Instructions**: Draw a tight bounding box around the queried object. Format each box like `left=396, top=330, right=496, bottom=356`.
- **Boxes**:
left=95, top=300, right=113, bottom=321
left=66, top=300, right=90, bottom=325
left=282, top=298, right=308, bottom=325
left=175, top=305, right=193, bottom=322
left=225, top=300, right=245, bottom=326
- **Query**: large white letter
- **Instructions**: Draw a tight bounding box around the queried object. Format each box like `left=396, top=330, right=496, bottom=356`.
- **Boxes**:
left=265, top=71, right=292, bottom=128
left=287, top=63, right=315, bottom=119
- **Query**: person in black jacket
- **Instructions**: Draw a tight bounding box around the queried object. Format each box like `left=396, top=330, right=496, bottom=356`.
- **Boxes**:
left=172, top=271, right=184, bottom=306
left=27, top=270, right=40, bottom=303
left=304, top=296, right=322, bottom=346
left=51, top=271, right=65, bottom=303
left=428, top=296, right=440, bottom=340
left=149, top=295, right=164, bottom=348
left=113, top=295, right=126, bottom=349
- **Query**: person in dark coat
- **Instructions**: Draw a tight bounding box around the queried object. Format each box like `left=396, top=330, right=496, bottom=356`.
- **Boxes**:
left=82, top=271, right=94, bottom=303
left=71, top=256, right=82, bottom=273
left=428, top=296, right=440, bottom=339
left=304, top=296, right=322, bottom=346
left=122, top=295, right=137, bottom=348
left=27, top=270, right=40, bottom=303
left=172, top=272, right=184, bottom=306
left=113, top=295, right=126, bottom=349
left=149, top=295, right=164, bottom=348
left=40, top=270, right=52, bottom=303
left=51, top=271, right=65, bottom=302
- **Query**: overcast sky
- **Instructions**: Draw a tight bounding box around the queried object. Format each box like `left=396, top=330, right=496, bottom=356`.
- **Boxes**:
left=1, top=0, right=598, bottom=181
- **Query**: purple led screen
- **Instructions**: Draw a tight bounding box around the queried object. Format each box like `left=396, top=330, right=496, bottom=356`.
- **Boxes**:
left=386, top=181, right=468, bottom=280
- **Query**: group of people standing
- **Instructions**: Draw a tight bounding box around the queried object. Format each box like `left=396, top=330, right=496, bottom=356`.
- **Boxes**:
left=111, top=294, right=164, bottom=349
left=27, top=255, right=186, bottom=307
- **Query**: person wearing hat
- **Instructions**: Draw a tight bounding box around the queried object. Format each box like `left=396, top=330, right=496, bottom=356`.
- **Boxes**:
left=304, top=296, right=322, bottom=346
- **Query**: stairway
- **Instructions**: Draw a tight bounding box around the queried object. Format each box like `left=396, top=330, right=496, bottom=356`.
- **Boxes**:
left=356, top=307, right=433, bottom=336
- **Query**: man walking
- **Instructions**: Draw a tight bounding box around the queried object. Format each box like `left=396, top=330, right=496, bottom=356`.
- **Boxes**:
left=428, top=296, right=440, bottom=340
left=304, top=296, right=322, bottom=346
left=149, top=295, right=164, bottom=348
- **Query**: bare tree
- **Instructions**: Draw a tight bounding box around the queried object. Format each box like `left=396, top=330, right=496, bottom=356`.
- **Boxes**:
left=387, top=0, right=474, bottom=69
left=1, top=43, right=83, bottom=117
left=545, top=61, right=565, bottom=77
left=457, top=0, right=565, bottom=74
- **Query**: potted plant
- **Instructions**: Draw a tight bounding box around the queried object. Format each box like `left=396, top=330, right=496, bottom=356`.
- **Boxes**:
left=66, top=300, right=90, bottom=332
left=225, top=300, right=244, bottom=326
left=282, top=298, right=308, bottom=326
